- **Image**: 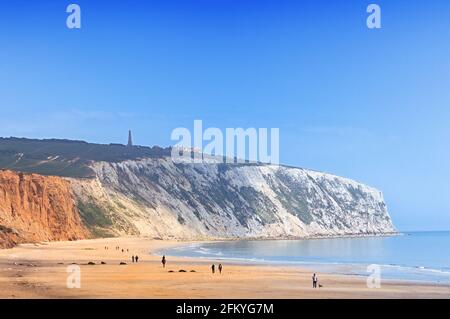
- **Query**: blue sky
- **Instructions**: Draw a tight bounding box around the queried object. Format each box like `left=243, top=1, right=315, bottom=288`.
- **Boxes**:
left=1, top=0, right=450, bottom=231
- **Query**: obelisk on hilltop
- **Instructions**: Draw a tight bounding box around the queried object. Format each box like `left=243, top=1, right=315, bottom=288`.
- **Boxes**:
left=127, top=130, right=133, bottom=147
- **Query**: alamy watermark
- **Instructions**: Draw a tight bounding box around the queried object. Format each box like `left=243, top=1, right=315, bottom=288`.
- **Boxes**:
left=66, top=265, right=81, bottom=289
left=65, top=4, right=380, bottom=30
left=171, top=120, right=279, bottom=165
left=366, top=264, right=381, bottom=288
left=64, top=4, right=380, bottom=30
left=367, top=4, right=381, bottom=29
left=66, top=4, right=81, bottom=29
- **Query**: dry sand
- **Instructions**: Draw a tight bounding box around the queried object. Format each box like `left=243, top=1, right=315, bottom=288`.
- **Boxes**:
left=0, top=237, right=449, bottom=299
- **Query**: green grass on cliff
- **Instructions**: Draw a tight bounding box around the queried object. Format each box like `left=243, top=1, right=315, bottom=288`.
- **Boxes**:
left=76, top=201, right=115, bottom=237
left=0, top=137, right=171, bottom=178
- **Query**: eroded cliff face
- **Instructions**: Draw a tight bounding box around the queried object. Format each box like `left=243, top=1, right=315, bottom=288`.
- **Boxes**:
left=0, top=158, right=396, bottom=247
left=70, top=158, right=396, bottom=239
left=0, top=170, right=90, bottom=248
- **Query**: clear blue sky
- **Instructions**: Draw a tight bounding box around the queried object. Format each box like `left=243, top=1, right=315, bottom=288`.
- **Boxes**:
left=1, top=0, right=450, bottom=231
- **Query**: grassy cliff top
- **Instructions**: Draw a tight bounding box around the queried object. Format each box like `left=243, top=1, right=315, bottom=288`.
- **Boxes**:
left=0, top=137, right=170, bottom=178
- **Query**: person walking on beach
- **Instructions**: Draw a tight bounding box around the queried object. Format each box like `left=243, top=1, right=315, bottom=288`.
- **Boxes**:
left=135, top=255, right=139, bottom=263
left=162, top=255, right=166, bottom=268
left=132, top=255, right=135, bottom=263
left=312, top=273, right=318, bottom=288
left=211, top=264, right=215, bottom=274
left=218, top=264, right=223, bottom=274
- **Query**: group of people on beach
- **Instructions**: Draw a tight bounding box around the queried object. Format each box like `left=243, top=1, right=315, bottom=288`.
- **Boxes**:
left=161, top=255, right=223, bottom=274
left=113, top=246, right=129, bottom=253
left=211, top=263, right=223, bottom=274
left=104, top=245, right=138, bottom=263
left=105, top=245, right=320, bottom=288
left=104, top=245, right=228, bottom=275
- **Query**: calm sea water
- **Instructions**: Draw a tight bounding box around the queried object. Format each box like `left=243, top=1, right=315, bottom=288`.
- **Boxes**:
left=159, top=231, right=450, bottom=284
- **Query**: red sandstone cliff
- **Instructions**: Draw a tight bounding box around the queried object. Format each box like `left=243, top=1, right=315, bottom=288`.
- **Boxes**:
left=0, top=170, right=90, bottom=248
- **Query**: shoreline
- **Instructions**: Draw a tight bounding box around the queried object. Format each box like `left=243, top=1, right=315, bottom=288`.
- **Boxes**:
left=0, top=230, right=401, bottom=251
left=0, top=237, right=449, bottom=299
left=162, top=231, right=402, bottom=243
left=154, top=239, right=450, bottom=287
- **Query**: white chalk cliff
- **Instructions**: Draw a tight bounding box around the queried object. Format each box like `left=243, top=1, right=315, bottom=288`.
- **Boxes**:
left=70, top=158, right=396, bottom=239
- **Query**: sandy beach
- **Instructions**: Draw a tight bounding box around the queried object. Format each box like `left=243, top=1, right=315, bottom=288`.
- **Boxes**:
left=0, top=237, right=449, bottom=299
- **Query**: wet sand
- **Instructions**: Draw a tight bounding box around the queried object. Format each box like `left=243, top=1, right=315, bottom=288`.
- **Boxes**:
left=0, top=237, right=449, bottom=299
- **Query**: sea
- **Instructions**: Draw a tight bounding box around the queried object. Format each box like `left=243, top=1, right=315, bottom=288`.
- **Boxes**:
left=158, top=231, right=450, bottom=284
